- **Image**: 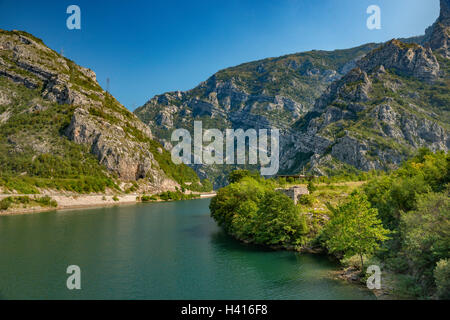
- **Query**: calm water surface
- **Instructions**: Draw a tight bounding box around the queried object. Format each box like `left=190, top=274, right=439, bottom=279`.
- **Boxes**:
left=0, top=199, right=375, bottom=299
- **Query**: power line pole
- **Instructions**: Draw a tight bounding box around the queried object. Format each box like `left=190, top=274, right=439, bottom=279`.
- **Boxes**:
left=106, top=77, right=110, bottom=93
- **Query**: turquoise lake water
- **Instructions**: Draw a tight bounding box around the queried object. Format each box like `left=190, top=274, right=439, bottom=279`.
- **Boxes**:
left=0, top=199, right=375, bottom=299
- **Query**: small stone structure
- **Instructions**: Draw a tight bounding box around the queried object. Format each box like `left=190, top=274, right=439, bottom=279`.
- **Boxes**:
left=276, top=186, right=309, bottom=205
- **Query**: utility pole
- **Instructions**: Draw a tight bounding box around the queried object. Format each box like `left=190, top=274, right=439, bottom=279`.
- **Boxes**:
left=106, top=77, right=110, bottom=93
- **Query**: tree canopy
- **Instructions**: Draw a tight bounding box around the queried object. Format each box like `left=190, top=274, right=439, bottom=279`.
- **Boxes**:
left=210, top=176, right=308, bottom=248
left=322, top=191, right=390, bottom=270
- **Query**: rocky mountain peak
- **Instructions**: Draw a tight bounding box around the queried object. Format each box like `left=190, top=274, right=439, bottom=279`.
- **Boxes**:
left=423, top=0, right=450, bottom=57
left=357, top=39, right=440, bottom=81
left=439, top=0, right=450, bottom=24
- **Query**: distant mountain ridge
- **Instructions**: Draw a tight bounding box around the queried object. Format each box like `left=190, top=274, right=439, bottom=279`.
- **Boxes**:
left=135, top=43, right=379, bottom=142
left=135, top=0, right=450, bottom=186
left=134, top=43, right=380, bottom=186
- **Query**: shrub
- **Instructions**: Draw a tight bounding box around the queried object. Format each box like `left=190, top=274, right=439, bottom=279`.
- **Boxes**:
left=140, top=195, right=158, bottom=202
left=307, top=180, right=317, bottom=193
left=0, top=195, right=57, bottom=210
left=298, top=194, right=315, bottom=206
left=0, top=198, right=11, bottom=211
left=36, top=195, right=57, bottom=207
left=434, top=259, right=450, bottom=300
left=395, top=274, right=424, bottom=298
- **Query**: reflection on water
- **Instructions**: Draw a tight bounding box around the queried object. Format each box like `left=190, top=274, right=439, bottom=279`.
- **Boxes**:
left=0, top=199, right=375, bottom=300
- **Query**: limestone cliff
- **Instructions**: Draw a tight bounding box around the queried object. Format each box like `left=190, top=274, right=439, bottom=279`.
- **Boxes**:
left=283, top=39, right=449, bottom=175
left=0, top=29, right=199, bottom=193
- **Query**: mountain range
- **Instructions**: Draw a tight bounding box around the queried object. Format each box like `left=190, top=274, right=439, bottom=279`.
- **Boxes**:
left=0, top=0, right=449, bottom=191
left=135, top=0, right=450, bottom=187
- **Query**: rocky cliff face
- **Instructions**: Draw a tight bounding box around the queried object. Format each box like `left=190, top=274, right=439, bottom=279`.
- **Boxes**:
left=283, top=38, right=449, bottom=175
left=358, top=40, right=440, bottom=82
left=400, top=0, right=450, bottom=53
left=65, top=108, right=157, bottom=182
left=0, top=29, right=197, bottom=192
left=135, top=44, right=379, bottom=143
left=135, top=44, right=379, bottom=186
left=424, top=0, right=450, bottom=58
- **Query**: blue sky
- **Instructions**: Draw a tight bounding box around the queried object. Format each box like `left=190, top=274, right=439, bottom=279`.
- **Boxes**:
left=0, top=0, right=440, bottom=110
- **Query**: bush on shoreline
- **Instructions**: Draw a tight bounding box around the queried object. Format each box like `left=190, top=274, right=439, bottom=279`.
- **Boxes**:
left=139, top=190, right=200, bottom=202
left=0, top=195, right=57, bottom=211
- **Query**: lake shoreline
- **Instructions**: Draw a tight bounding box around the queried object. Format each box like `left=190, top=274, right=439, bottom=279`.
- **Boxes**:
left=230, top=232, right=399, bottom=300
left=0, top=192, right=216, bottom=216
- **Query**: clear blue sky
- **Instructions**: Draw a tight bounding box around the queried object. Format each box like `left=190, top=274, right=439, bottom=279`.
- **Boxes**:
left=0, top=0, right=440, bottom=110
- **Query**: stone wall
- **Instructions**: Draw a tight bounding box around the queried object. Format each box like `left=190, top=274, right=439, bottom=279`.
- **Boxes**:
left=276, top=186, right=309, bottom=205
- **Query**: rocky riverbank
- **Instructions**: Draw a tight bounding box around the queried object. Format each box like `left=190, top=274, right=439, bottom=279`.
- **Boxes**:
left=331, top=266, right=400, bottom=300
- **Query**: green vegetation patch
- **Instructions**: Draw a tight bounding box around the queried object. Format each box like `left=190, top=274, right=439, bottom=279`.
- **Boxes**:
left=139, top=190, right=200, bottom=202
left=210, top=174, right=309, bottom=248
left=0, top=195, right=57, bottom=211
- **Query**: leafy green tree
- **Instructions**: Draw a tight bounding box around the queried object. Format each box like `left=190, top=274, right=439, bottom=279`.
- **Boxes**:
left=323, top=191, right=390, bottom=270
left=363, top=175, right=396, bottom=229
left=434, top=259, right=450, bottom=300
left=253, top=191, right=308, bottom=246
left=401, top=191, right=450, bottom=296
left=210, top=177, right=267, bottom=234
left=364, top=151, right=449, bottom=230
left=210, top=177, right=308, bottom=247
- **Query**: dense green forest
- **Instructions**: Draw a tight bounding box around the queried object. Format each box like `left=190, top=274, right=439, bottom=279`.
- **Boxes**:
left=210, top=150, right=449, bottom=299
